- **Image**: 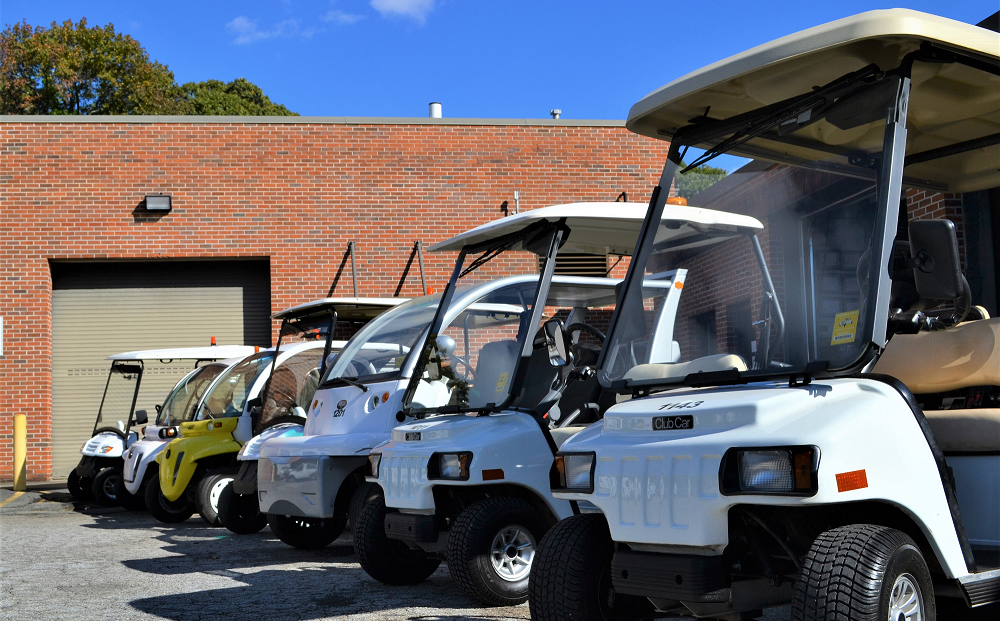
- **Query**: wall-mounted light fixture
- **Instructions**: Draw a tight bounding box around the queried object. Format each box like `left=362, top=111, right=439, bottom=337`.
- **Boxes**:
left=145, top=194, right=172, bottom=212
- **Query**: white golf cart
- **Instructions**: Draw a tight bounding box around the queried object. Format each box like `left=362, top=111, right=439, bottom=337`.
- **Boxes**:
left=256, top=202, right=697, bottom=552
left=530, top=9, right=1000, bottom=621
left=217, top=297, right=404, bottom=534
left=118, top=356, right=241, bottom=510
left=68, top=344, right=255, bottom=506
left=356, top=203, right=764, bottom=606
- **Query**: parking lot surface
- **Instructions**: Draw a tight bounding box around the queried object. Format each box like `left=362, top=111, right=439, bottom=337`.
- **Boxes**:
left=1, top=488, right=789, bottom=621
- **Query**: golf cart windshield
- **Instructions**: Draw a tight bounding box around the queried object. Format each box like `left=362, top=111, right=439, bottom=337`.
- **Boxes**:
left=604, top=77, right=911, bottom=388
left=156, top=363, right=226, bottom=426
left=321, top=295, right=437, bottom=386
left=607, top=25, right=1000, bottom=389
left=93, top=361, right=143, bottom=435
left=196, top=352, right=275, bottom=420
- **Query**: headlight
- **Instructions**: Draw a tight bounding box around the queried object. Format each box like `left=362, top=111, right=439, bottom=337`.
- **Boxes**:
left=98, top=446, right=115, bottom=454
left=158, top=427, right=178, bottom=439
left=366, top=453, right=381, bottom=478
left=720, top=446, right=818, bottom=496
left=428, top=452, right=471, bottom=480
left=551, top=452, right=595, bottom=493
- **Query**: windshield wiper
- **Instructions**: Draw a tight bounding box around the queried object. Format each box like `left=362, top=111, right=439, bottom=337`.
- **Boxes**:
left=335, top=376, right=369, bottom=392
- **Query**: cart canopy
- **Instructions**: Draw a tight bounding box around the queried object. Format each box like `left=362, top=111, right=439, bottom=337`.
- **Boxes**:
left=627, top=9, right=1000, bottom=193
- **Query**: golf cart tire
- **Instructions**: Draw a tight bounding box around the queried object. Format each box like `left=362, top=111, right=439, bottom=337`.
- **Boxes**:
left=267, top=513, right=345, bottom=549
left=348, top=482, right=381, bottom=532
left=528, top=513, right=654, bottom=621
left=196, top=470, right=237, bottom=526
left=145, top=475, right=195, bottom=524
left=91, top=467, right=121, bottom=507
left=792, top=524, right=936, bottom=621
left=217, top=482, right=267, bottom=534
left=353, top=485, right=440, bottom=585
left=446, top=497, right=547, bottom=606
left=114, top=475, right=146, bottom=511
left=67, top=470, right=93, bottom=502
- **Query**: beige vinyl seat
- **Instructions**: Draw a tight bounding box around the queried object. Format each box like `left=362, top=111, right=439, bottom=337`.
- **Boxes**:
left=550, top=425, right=589, bottom=448
left=873, top=318, right=1000, bottom=453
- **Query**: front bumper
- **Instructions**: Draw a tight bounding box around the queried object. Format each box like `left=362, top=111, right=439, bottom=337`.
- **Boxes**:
left=612, top=550, right=729, bottom=601
left=257, top=454, right=366, bottom=519
left=384, top=512, right=442, bottom=545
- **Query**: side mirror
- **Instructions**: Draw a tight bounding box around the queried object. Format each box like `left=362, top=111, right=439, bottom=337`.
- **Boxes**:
left=133, top=409, right=148, bottom=425
left=543, top=319, right=569, bottom=367
left=909, top=220, right=963, bottom=300
left=247, top=397, right=262, bottom=430
left=436, top=335, right=456, bottom=357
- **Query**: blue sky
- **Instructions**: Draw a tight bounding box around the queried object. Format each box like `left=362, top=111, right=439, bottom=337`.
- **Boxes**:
left=2, top=1, right=996, bottom=170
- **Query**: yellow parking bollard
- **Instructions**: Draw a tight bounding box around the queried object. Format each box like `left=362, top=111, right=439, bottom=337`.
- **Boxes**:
left=13, top=414, right=26, bottom=491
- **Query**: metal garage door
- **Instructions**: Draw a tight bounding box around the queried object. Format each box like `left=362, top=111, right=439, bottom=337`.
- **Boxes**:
left=50, top=260, right=270, bottom=479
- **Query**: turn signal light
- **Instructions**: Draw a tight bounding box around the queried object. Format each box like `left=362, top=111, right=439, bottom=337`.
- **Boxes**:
left=666, top=196, right=688, bottom=205
left=158, top=427, right=178, bottom=439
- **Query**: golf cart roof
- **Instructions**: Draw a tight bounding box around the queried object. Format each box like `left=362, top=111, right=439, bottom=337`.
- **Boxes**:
left=272, top=297, right=407, bottom=321
left=627, top=9, right=1000, bottom=193
left=429, top=202, right=762, bottom=256
left=107, top=345, right=257, bottom=361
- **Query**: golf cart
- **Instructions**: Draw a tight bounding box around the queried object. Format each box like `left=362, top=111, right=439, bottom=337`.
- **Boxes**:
left=256, top=201, right=693, bottom=552
left=217, top=297, right=405, bottom=534
left=118, top=357, right=241, bottom=510
left=355, top=202, right=764, bottom=606
left=529, top=9, right=1000, bottom=621
left=67, top=344, right=255, bottom=506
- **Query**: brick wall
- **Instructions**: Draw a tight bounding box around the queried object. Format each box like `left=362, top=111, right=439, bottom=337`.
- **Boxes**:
left=0, top=118, right=671, bottom=481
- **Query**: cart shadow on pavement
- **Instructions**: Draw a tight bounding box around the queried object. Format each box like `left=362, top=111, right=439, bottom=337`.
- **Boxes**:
left=127, top=563, right=522, bottom=620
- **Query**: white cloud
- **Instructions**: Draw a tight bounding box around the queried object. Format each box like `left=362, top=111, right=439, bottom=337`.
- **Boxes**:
left=370, top=0, right=435, bottom=24
left=226, top=16, right=315, bottom=45
left=322, top=9, right=365, bottom=25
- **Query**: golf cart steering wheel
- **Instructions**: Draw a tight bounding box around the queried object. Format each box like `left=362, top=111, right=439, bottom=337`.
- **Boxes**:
left=346, top=359, right=378, bottom=377
left=566, top=323, right=606, bottom=343
left=450, top=356, right=476, bottom=380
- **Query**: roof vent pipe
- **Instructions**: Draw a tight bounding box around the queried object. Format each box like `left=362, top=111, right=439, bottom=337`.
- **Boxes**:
left=550, top=109, right=562, bottom=119
left=429, top=102, right=442, bottom=118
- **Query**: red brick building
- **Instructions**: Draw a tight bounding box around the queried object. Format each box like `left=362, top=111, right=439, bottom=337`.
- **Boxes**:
left=0, top=115, right=670, bottom=481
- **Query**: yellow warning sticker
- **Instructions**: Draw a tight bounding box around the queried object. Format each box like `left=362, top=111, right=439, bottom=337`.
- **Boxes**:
left=495, top=372, right=509, bottom=393
left=831, top=310, right=859, bottom=345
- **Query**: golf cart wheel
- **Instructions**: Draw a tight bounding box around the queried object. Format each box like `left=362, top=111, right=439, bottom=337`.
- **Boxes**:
left=446, top=497, right=547, bottom=606
left=144, top=475, right=195, bottom=524
left=528, top=513, right=654, bottom=621
left=217, top=482, right=267, bottom=534
left=348, top=482, right=381, bottom=532
left=353, top=484, right=440, bottom=585
left=91, top=467, right=121, bottom=507
left=67, top=470, right=93, bottom=502
left=195, top=471, right=237, bottom=526
left=267, top=513, right=345, bottom=549
left=114, top=475, right=146, bottom=511
left=792, top=524, right=935, bottom=621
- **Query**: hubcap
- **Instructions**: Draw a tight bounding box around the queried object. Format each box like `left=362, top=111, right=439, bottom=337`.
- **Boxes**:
left=103, top=474, right=119, bottom=500
left=888, top=573, right=923, bottom=621
left=209, top=478, right=233, bottom=513
left=489, top=524, right=535, bottom=582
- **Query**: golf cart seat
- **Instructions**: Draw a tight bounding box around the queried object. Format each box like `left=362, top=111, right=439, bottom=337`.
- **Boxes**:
left=623, top=354, right=749, bottom=383
left=874, top=318, right=1000, bottom=452
left=550, top=425, right=588, bottom=448
left=470, top=340, right=519, bottom=407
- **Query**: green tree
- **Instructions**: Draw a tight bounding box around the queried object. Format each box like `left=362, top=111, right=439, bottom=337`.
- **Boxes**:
left=676, top=162, right=728, bottom=199
left=181, top=78, right=297, bottom=116
left=1, top=19, right=297, bottom=116
left=0, top=18, right=186, bottom=114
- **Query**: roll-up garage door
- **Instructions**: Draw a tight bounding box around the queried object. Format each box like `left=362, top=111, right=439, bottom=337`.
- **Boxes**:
left=50, top=260, right=270, bottom=479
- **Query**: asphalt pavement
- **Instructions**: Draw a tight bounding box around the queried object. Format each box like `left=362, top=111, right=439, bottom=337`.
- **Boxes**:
left=0, top=487, right=790, bottom=621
